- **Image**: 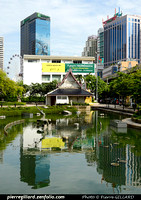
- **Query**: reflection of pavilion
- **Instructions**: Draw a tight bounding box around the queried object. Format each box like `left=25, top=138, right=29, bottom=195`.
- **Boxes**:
left=20, top=113, right=141, bottom=191
left=20, top=114, right=94, bottom=189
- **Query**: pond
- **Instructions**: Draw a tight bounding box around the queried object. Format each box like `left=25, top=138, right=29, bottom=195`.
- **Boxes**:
left=0, top=110, right=141, bottom=194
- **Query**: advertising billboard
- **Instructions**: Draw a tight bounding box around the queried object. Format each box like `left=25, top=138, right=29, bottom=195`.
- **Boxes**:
left=42, top=63, right=65, bottom=73
left=35, top=19, right=50, bottom=55
left=65, top=64, right=94, bottom=73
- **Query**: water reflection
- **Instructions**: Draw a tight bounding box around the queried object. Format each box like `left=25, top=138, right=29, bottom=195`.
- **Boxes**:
left=0, top=111, right=141, bottom=193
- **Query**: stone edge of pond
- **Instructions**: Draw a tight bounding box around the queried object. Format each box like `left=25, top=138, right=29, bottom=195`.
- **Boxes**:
left=122, top=118, right=141, bottom=130
left=4, top=119, right=25, bottom=135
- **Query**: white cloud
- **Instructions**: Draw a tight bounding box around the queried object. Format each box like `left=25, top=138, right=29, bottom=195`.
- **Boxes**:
left=1, top=0, right=141, bottom=68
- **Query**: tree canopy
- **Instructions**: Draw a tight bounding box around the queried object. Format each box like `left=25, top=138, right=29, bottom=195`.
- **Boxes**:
left=109, top=67, right=141, bottom=103
left=84, top=74, right=108, bottom=99
left=0, top=69, right=24, bottom=101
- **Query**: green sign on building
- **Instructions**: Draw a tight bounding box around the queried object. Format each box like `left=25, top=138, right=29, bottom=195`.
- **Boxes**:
left=65, top=63, right=95, bottom=73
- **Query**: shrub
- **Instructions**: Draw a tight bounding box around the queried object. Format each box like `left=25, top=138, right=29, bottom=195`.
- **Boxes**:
left=21, top=96, right=45, bottom=102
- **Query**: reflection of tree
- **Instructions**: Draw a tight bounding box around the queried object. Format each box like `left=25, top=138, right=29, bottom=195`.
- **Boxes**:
left=0, top=123, right=23, bottom=151
left=98, top=137, right=126, bottom=187
left=1, top=112, right=141, bottom=192
left=84, top=111, right=141, bottom=190
left=85, top=150, right=97, bottom=166
left=110, top=127, right=141, bottom=156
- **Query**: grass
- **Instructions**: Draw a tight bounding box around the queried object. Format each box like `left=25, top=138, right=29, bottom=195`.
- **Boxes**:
left=0, top=105, right=78, bottom=117
left=0, top=101, right=26, bottom=106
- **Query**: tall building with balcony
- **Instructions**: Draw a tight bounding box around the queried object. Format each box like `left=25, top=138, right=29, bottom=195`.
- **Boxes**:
left=21, top=12, right=50, bottom=57
left=103, top=11, right=141, bottom=67
left=82, top=35, right=97, bottom=63
left=0, top=37, right=4, bottom=70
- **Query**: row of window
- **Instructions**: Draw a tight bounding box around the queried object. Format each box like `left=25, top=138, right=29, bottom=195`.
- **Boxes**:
left=104, top=22, right=127, bottom=64
left=104, top=17, right=140, bottom=30
left=28, top=60, right=87, bottom=63
left=42, top=75, right=63, bottom=82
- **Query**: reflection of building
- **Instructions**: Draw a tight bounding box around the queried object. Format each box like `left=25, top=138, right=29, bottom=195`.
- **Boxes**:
left=103, top=11, right=141, bottom=68
left=126, top=145, right=141, bottom=187
left=0, top=37, right=4, bottom=70
left=20, top=124, right=50, bottom=189
left=20, top=153, right=50, bottom=189
left=46, top=68, right=93, bottom=105
left=23, top=55, right=95, bottom=85
left=21, top=12, right=50, bottom=57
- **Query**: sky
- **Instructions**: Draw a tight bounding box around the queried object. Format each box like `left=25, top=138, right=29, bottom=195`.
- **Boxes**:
left=0, top=0, right=141, bottom=72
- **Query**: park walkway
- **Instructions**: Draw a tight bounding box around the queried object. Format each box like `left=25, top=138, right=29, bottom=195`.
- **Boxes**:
left=90, top=103, right=135, bottom=115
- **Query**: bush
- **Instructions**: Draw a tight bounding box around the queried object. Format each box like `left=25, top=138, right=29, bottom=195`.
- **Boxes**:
left=5, top=97, right=18, bottom=102
left=21, top=96, right=45, bottom=102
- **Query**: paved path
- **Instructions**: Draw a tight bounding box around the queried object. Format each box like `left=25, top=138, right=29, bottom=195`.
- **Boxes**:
left=91, top=103, right=134, bottom=117
left=90, top=103, right=135, bottom=113
left=122, top=118, right=141, bottom=129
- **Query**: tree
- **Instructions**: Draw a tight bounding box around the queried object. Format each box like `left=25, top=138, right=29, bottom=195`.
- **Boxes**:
left=109, top=72, right=133, bottom=102
left=0, top=69, right=24, bottom=101
left=41, top=80, right=57, bottom=96
left=84, top=74, right=108, bottom=100
left=129, top=68, right=141, bottom=103
left=109, top=68, right=141, bottom=104
left=21, top=80, right=57, bottom=98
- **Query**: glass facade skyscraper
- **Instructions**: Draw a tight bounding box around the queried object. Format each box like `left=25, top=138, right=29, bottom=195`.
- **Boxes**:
left=104, top=14, right=141, bottom=67
left=21, top=13, right=50, bottom=57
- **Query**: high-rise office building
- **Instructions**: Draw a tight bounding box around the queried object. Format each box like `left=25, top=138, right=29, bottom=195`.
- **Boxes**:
left=97, top=28, right=104, bottom=77
left=82, top=35, right=97, bottom=63
left=97, top=28, right=104, bottom=62
left=103, top=11, right=141, bottom=67
left=0, top=37, right=4, bottom=70
left=21, top=12, right=50, bottom=57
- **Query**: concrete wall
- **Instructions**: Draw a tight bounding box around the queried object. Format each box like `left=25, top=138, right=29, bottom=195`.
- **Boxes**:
left=46, top=96, right=85, bottom=105
left=23, top=61, right=42, bottom=85
left=46, top=96, right=51, bottom=106
left=69, top=96, right=85, bottom=104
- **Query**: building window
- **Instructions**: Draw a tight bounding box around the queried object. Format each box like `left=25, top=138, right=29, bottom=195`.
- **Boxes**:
left=52, top=75, right=61, bottom=81
left=52, top=60, right=61, bottom=63
left=73, top=60, right=82, bottom=63
left=28, top=59, right=37, bottom=62
left=57, top=96, right=67, bottom=100
left=42, top=75, right=50, bottom=81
